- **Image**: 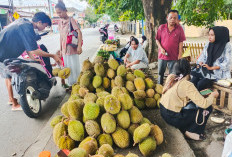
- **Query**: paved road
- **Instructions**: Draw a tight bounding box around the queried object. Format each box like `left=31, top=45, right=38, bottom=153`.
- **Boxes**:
left=0, top=27, right=102, bottom=157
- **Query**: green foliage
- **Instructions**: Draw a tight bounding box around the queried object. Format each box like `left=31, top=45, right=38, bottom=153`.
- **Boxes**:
left=97, top=50, right=110, bottom=60
left=175, top=0, right=229, bottom=27
left=84, top=6, right=102, bottom=24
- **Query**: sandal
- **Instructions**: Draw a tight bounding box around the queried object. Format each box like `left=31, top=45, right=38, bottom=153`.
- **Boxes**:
left=185, top=131, right=206, bottom=141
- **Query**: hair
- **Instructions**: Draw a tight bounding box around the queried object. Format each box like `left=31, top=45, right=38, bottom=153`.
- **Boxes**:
left=55, top=1, right=67, bottom=11
left=173, top=58, right=191, bottom=77
left=32, top=12, right=51, bottom=26
left=142, top=35, right=147, bottom=41
left=131, top=37, right=139, bottom=45
left=168, top=10, right=179, bottom=15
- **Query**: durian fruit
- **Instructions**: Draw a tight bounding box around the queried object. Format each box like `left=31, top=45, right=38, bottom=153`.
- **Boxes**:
left=94, top=56, right=104, bottom=64
left=77, top=72, right=83, bottom=84
left=61, top=102, right=70, bottom=118
left=52, top=68, right=61, bottom=76
left=117, top=110, right=130, bottom=129
left=112, top=127, right=130, bottom=149
left=117, top=65, right=127, bottom=77
left=139, top=137, right=157, bottom=156
left=133, top=90, right=146, bottom=99
left=155, top=84, right=163, bottom=94
left=97, top=91, right=110, bottom=98
left=96, top=86, right=105, bottom=93
left=162, top=153, right=172, bottom=157
left=126, top=81, right=136, bottom=93
left=97, top=144, right=114, bottom=157
left=80, top=71, right=92, bottom=87
left=68, top=120, right=85, bottom=141
left=93, top=75, right=103, bottom=88
left=88, top=83, right=95, bottom=92
left=82, top=58, right=92, bottom=72
left=71, top=84, right=80, bottom=95
left=134, top=69, right=145, bottom=79
left=84, top=93, right=97, bottom=104
left=85, top=120, right=101, bottom=138
left=145, top=78, right=154, bottom=89
left=94, top=63, right=105, bottom=76
left=107, top=69, right=115, bottom=79
left=113, top=154, right=125, bottom=157
left=53, top=122, right=67, bottom=145
left=104, top=95, right=121, bottom=115
left=68, top=100, right=84, bottom=120
left=150, top=124, right=164, bottom=145
left=58, top=134, right=75, bottom=150
left=125, top=153, right=139, bottom=157
left=126, top=72, right=135, bottom=81
left=96, top=97, right=105, bottom=113
left=91, top=155, right=104, bottom=157
left=115, top=75, right=124, bottom=87
left=108, top=58, right=119, bottom=70
left=134, top=78, right=145, bottom=90
left=68, top=148, right=87, bottom=157
left=83, top=103, right=100, bottom=120
left=134, top=99, right=146, bottom=109
left=69, top=94, right=81, bottom=101
left=154, top=93, right=161, bottom=101
left=140, top=118, right=152, bottom=125
left=79, top=137, right=98, bottom=155
left=103, top=77, right=110, bottom=89
left=97, top=133, right=113, bottom=147
left=129, top=106, right=143, bottom=123
left=121, top=87, right=129, bottom=94
left=58, top=68, right=71, bottom=79
left=133, top=123, right=151, bottom=145
left=145, top=98, right=156, bottom=108
left=101, top=113, right=116, bottom=134
left=128, top=123, right=139, bottom=136
left=111, top=87, right=128, bottom=97
left=111, top=80, right=116, bottom=89
left=146, top=89, right=155, bottom=98
left=50, top=115, right=63, bottom=128
left=79, top=87, right=89, bottom=98
left=157, top=98, right=161, bottom=108
left=119, top=93, right=133, bottom=110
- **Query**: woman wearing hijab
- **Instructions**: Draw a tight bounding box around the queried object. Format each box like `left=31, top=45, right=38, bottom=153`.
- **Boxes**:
left=55, top=1, right=83, bottom=88
left=191, top=26, right=231, bottom=90
left=160, top=59, right=219, bottom=140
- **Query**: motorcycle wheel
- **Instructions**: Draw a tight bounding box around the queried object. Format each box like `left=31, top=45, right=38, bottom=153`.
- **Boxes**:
left=19, top=85, right=42, bottom=118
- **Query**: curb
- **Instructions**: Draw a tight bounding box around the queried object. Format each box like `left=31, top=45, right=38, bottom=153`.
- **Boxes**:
left=22, top=94, right=70, bottom=157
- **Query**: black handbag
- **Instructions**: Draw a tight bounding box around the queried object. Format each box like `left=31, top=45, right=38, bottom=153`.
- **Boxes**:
left=191, top=65, right=214, bottom=79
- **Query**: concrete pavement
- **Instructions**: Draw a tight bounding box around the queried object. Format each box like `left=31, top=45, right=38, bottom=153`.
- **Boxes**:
left=0, top=27, right=102, bottom=157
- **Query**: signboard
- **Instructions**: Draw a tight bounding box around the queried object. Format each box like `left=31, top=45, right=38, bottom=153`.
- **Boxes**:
left=0, top=9, right=7, bottom=15
left=13, top=12, right=20, bottom=19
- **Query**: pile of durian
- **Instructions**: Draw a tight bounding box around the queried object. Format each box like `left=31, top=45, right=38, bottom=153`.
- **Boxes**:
left=51, top=56, right=165, bottom=157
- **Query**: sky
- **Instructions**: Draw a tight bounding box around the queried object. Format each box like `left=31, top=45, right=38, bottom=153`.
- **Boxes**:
left=0, top=0, right=88, bottom=11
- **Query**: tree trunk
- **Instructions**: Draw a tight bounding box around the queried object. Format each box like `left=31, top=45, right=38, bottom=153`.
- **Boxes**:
left=141, top=0, right=172, bottom=62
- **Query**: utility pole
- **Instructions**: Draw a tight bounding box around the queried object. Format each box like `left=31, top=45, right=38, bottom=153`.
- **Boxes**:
left=8, top=0, right=14, bottom=22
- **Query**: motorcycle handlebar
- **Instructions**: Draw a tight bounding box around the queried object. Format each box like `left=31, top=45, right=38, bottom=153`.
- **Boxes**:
left=3, top=58, right=40, bottom=66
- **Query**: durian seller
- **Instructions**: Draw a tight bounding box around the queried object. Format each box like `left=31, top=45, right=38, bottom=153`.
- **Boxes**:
left=0, top=12, right=62, bottom=111
left=159, top=59, right=219, bottom=141
left=124, top=37, right=149, bottom=70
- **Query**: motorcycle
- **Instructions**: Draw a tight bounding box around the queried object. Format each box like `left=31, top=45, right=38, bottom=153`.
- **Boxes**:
left=3, top=32, right=57, bottom=118
left=114, top=24, right=119, bottom=32
left=99, top=27, right=108, bottom=43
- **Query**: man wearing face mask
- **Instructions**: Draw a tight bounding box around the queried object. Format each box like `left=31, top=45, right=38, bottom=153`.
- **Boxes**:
left=0, top=12, right=62, bottom=111
left=155, top=10, right=186, bottom=85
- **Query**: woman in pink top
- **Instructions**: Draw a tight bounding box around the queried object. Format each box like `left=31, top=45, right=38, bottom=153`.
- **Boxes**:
left=55, top=1, right=83, bottom=87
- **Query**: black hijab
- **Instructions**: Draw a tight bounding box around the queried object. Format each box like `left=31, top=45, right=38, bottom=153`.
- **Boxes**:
left=206, top=26, right=230, bottom=67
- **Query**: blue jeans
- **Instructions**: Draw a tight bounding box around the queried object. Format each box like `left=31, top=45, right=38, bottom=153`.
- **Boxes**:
left=158, top=59, right=177, bottom=85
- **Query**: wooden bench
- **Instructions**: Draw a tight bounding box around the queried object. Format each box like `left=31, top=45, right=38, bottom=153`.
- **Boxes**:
left=183, top=42, right=232, bottom=115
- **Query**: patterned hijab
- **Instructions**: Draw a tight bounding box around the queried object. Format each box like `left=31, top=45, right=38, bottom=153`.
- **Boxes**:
left=206, top=26, right=230, bottom=67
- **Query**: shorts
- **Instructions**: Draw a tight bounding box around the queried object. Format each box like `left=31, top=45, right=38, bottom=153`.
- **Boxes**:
left=0, top=62, right=12, bottom=79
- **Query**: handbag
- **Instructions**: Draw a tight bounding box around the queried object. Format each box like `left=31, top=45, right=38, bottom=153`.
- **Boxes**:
left=191, top=65, right=214, bottom=79
left=66, top=18, right=79, bottom=48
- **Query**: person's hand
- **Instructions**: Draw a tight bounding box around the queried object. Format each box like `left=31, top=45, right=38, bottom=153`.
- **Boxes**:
left=77, top=47, right=82, bottom=55
left=56, top=50, right=61, bottom=57
left=211, top=89, right=219, bottom=98
left=53, top=54, right=63, bottom=66
left=202, top=64, right=212, bottom=70
left=126, top=63, right=131, bottom=68
left=199, top=62, right=203, bottom=66
left=124, top=58, right=127, bottom=65
left=178, top=55, right=182, bottom=60
left=161, top=48, right=166, bottom=55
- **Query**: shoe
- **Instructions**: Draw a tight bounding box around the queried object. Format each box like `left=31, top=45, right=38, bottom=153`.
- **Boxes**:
left=11, top=106, right=23, bottom=111
left=185, top=131, right=206, bottom=141
left=7, top=101, right=13, bottom=105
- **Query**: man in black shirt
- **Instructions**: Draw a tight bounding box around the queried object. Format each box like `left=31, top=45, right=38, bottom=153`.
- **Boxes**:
left=0, top=12, right=62, bottom=110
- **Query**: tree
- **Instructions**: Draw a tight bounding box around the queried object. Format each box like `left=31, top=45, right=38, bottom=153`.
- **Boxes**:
left=84, top=7, right=102, bottom=25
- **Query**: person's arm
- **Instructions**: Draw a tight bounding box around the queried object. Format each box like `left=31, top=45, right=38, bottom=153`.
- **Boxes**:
left=178, top=42, right=183, bottom=59
left=28, top=49, right=62, bottom=65
left=126, top=60, right=140, bottom=68
left=197, top=43, right=208, bottom=65
left=124, top=53, right=130, bottom=65
left=71, top=18, right=83, bottom=54
left=156, top=40, right=165, bottom=55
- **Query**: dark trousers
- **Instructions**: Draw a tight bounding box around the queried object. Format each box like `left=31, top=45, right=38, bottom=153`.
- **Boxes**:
left=158, top=59, right=177, bottom=85
left=191, top=76, right=214, bottom=91
left=160, top=104, right=212, bottom=134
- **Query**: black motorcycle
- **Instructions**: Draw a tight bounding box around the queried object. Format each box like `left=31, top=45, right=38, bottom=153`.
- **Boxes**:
left=114, top=24, right=119, bottom=32
left=99, top=27, right=108, bottom=43
left=3, top=32, right=56, bottom=118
